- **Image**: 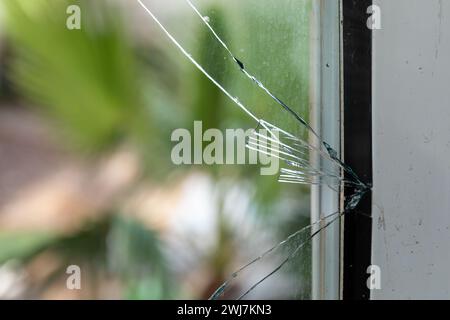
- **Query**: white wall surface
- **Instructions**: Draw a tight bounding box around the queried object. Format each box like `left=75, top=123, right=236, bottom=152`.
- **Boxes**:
left=372, top=0, right=450, bottom=299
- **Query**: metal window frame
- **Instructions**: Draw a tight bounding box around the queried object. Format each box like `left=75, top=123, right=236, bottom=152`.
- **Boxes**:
left=311, top=0, right=373, bottom=300
left=341, top=0, right=373, bottom=300
left=311, top=0, right=342, bottom=300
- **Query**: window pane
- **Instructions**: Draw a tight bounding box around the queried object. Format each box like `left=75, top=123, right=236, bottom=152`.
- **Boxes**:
left=0, top=0, right=341, bottom=300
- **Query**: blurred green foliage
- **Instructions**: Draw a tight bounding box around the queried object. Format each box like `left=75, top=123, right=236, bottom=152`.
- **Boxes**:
left=3, top=0, right=146, bottom=151
left=0, top=215, right=172, bottom=299
left=0, top=0, right=313, bottom=299
left=0, top=232, right=55, bottom=264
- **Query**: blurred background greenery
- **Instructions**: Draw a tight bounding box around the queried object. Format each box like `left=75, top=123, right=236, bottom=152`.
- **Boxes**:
left=0, top=0, right=312, bottom=299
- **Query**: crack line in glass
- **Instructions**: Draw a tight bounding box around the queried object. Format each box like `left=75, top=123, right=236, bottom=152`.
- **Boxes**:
left=137, top=0, right=372, bottom=299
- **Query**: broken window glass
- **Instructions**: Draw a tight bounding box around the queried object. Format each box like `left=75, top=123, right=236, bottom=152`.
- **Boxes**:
left=136, top=0, right=369, bottom=299
left=0, top=0, right=371, bottom=300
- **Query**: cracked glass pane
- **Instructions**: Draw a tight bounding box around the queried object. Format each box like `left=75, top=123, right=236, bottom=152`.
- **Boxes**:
left=137, top=0, right=369, bottom=300
left=0, top=0, right=368, bottom=300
